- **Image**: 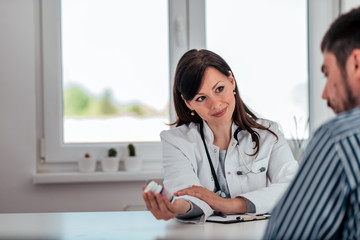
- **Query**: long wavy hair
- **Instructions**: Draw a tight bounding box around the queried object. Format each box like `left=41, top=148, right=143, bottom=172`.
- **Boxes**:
left=172, top=49, right=278, bottom=156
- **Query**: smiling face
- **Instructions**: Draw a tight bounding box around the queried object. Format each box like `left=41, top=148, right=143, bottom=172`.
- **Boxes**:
left=321, top=51, right=360, bottom=114
left=183, top=67, right=236, bottom=129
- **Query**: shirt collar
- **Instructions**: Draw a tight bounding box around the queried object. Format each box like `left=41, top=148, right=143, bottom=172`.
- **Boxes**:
left=201, top=120, right=241, bottom=145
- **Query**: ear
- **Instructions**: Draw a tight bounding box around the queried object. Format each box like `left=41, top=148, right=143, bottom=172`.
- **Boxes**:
left=228, top=70, right=236, bottom=89
left=353, top=49, right=360, bottom=77
left=348, top=49, right=360, bottom=97
left=181, top=94, right=193, bottom=110
left=348, top=49, right=360, bottom=79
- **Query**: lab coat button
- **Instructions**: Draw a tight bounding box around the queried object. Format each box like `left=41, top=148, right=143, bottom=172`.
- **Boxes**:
left=214, top=149, right=217, bottom=153
left=227, top=171, right=231, bottom=175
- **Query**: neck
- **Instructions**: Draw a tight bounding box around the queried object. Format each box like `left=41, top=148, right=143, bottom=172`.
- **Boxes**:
left=207, top=121, right=232, bottom=150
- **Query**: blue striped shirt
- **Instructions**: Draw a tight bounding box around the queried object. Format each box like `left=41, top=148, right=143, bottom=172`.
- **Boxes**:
left=264, top=107, right=360, bottom=240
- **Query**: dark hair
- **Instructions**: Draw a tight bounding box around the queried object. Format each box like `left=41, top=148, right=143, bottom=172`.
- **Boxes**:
left=172, top=49, right=277, bottom=156
left=321, top=7, right=360, bottom=78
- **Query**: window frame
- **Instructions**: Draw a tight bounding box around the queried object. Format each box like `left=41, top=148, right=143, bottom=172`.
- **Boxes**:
left=41, top=0, right=339, bottom=163
left=41, top=0, right=204, bottom=163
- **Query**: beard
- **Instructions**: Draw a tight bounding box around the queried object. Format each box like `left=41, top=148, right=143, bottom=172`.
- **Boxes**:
left=328, top=75, right=357, bottom=114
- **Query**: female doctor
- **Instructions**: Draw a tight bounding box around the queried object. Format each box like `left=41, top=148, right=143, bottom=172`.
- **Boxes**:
left=142, top=49, right=299, bottom=222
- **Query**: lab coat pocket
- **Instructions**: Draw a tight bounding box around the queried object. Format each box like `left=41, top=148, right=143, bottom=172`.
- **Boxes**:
left=246, top=158, right=269, bottom=190
left=252, top=158, right=268, bottom=173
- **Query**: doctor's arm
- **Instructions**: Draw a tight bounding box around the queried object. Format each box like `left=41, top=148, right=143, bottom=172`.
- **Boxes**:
left=161, top=129, right=249, bottom=215
left=174, top=185, right=248, bottom=214
left=160, top=131, right=215, bottom=220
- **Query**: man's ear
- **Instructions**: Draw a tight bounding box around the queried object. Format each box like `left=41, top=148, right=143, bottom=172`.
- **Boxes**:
left=353, top=48, right=360, bottom=71
left=351, top=49, right=360, bottom=80
left=181, top=94, right=193, bottom=110
left=349, top=49, right=360, bottom=98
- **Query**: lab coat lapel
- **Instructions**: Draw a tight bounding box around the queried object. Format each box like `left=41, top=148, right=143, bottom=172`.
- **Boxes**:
left=201, top=121, right=219, bottom=171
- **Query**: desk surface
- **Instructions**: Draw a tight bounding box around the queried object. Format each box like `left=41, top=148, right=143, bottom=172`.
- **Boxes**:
left=0, top=211, right=267, bottom=240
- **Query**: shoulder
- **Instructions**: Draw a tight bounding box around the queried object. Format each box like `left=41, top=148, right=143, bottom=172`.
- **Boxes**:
left=303, top=108, right=360, bottom=171
left=313, top=107, right=360, bottom=142
left=234, top=118, right=282, bottom=145
left=256, top=118, right=278, bottom=129
left=160, top=123, right=200, bottom=143
left=254, top=118, right=282, bottom=135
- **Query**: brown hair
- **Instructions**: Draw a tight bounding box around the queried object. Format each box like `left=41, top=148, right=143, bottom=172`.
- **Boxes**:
left=321, top=7, right=360, bottom=79
left=172, top=49, right=278, bottom=156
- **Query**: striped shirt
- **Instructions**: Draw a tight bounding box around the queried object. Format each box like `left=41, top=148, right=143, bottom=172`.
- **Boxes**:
left=264, top=106, right=360, bottom=240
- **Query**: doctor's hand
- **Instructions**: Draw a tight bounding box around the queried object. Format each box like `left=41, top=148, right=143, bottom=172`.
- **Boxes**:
left=174, top=185, right=247, bottom=214
left=142, top=185, right=191, bottom=221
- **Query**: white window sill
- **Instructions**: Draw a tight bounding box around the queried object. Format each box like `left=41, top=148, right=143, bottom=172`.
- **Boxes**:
left=33, top=170, right=164, bottom=184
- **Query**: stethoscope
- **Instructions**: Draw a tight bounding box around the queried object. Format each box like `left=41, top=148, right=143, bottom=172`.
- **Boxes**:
left=199, top=122, right=266, bottom=197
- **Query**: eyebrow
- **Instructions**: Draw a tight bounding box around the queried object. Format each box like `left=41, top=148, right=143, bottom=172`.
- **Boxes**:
left=196, top=81, right=222, bottom=96
left=212, top=81, right=222, bottom=90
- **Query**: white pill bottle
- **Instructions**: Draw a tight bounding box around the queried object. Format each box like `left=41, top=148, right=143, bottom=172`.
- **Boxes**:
left=144, top=181, right=174, bottom=202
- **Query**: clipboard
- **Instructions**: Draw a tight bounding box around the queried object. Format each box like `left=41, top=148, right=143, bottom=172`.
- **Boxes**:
left=206, top=213, right=270, bottom=224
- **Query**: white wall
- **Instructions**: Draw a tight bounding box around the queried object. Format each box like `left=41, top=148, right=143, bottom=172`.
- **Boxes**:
left=0, top=0, right=341, bottom=213
left=0, top=0, right=145, bottom=213
left=308, top=0, right=337, bottom=133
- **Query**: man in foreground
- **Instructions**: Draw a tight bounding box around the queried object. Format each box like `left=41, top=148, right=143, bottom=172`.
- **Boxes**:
left=264, top=7, right=360, bottom=240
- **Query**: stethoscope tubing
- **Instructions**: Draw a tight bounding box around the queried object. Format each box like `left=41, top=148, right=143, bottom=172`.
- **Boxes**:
left=199, top=121, right=222, bottom=193
left=200, top=122, right=265, bottom=182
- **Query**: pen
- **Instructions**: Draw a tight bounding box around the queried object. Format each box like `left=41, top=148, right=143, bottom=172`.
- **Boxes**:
left=213, top=211, right=227, bottom=218
left=256, top=213, right=271, bottom=217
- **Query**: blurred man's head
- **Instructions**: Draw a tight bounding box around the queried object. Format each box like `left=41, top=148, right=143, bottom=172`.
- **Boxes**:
left=321, top=7, right=360, bottom=113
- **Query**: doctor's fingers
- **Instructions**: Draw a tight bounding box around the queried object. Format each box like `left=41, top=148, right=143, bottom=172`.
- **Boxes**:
left=174, top=185, right=206, bottom=195
left=176, top=186, right=212, bottom=197
left=143, top=191, right=161, bottom=213
left=144, top=192, right=176, bottom=220
left=179, top=189, right=218, bottom=205
left=156, top=195, right=178, bottom=220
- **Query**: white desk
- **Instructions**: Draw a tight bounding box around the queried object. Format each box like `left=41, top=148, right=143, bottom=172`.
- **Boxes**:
left=0, top=211, right=268, bottom=240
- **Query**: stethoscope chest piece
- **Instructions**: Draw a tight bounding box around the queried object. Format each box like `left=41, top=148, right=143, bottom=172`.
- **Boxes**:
left=236, top=167, right=266, bottom=176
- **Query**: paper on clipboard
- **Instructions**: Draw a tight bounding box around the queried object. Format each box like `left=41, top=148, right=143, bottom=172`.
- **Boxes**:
left=206, top=213, right=270, bottom=224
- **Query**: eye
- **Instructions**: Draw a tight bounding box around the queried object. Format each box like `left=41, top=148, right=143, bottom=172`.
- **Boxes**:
left=195, top=96, right=206, bottom=102
left=215, top=86, right=224, bottom=93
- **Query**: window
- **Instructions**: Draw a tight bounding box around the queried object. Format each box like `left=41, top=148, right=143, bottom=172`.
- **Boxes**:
left=205, top=0, right=308, bottom=140
left=341, top=0, right=360, bottom=13
left=42, top=0, right=314, bottom=163
left=42, top=0, right=181, bottom=162
left=61, top=0, right=169, bottom=143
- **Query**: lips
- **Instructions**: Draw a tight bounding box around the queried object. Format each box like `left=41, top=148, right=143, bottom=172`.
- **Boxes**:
left=212, top=108, right=227, bottom=117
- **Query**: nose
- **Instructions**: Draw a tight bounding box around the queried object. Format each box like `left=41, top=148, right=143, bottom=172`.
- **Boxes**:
left=208, top=96, right=221, bottom=110
left=321, top=82, right=328, bottom=100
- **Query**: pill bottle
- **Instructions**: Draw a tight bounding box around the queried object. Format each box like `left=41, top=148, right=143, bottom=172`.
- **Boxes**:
left=144, top=181, right=174, bottom=202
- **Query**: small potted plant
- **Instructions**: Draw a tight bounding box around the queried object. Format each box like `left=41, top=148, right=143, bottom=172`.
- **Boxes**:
left=101, top=148, right=120, bottom=172
left=124, top=143, right=142, bottom=171
left=78, top=152, right=96, bottom=172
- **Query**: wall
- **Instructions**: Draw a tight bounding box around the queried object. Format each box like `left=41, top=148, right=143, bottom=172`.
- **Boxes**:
left=0, top=0, right=339, bottom=213
left=0, top=0, right=145, bottom=213
left=308, top=0, right=337, bottom=133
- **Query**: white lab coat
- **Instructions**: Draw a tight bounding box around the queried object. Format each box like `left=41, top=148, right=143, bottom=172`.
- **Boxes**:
left=160, top=119, right=298, bottom=222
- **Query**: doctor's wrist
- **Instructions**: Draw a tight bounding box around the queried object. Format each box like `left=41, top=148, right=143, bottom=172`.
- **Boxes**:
left=174, top=199, right=191, bottom=215
left=226, top=197, right=247, bottom=214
